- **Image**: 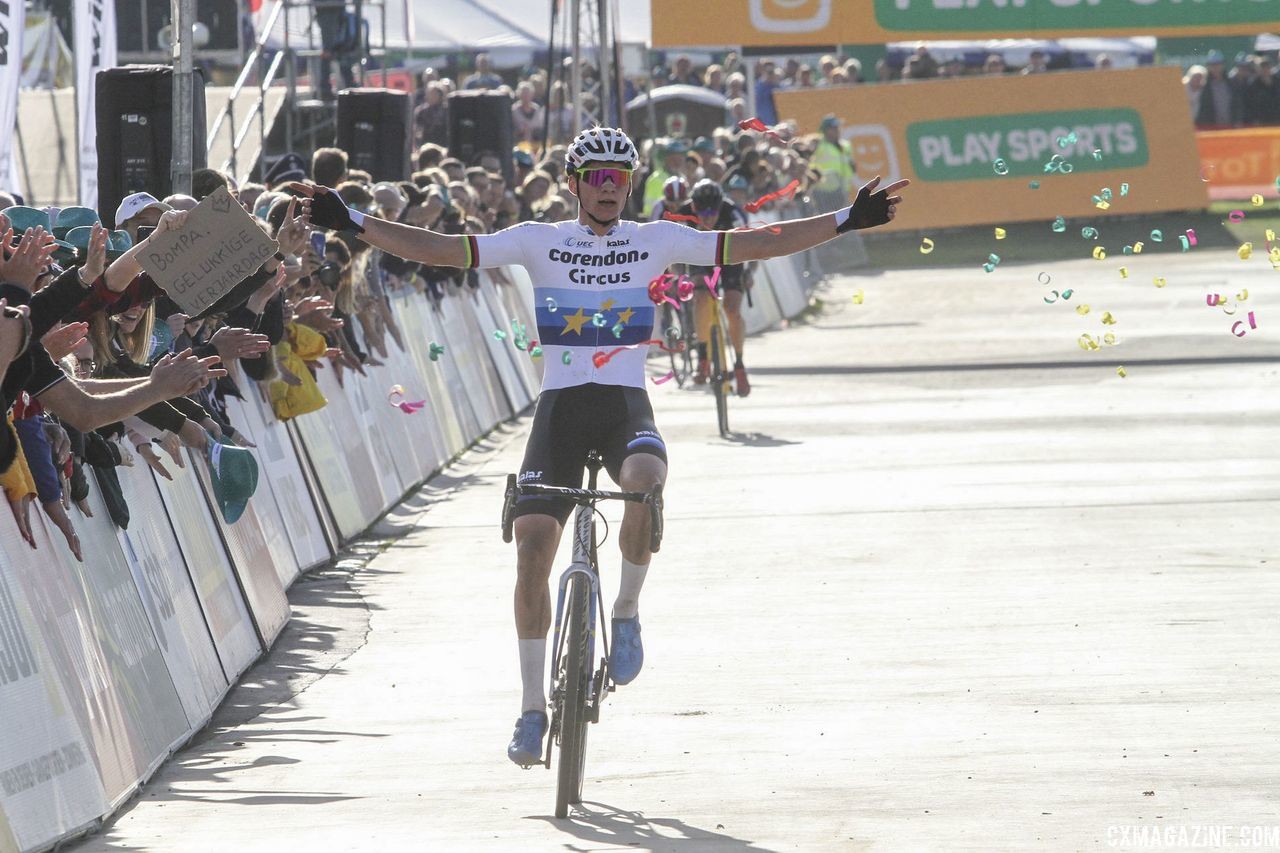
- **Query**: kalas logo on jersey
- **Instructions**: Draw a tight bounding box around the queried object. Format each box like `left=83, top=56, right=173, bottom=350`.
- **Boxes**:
left=547, top=247, right=651, bottom=285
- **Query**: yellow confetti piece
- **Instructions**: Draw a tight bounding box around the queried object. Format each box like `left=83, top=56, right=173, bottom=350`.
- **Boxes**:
left=1103, top=332, right=1117, bottom=345
left=1119, top=267, right=1129, bottom=279
left=919, top=237, right=935, bottom=254
left=1117, top=366, right=1127, bottom=378
left=994, top=227, right=1007, bottom=240
left=1153, top=276, right=1167, bottom=288
left=1237, top=288, right=1249, bottom=301
left=1076, top=304, right=1091, bottom=315
left=851, top=289, right=864, bottom=304
left=1268, top=229, right=1277, bottom=242
left=1252, top=194, right=1265, bottom=207
left=1078, top=333, right=1101, bottom=351
left=1100, top=311, right=1117, bottom=325
left=1271, top=247, right=1280, bottom=263
left=1092, top=246, right=1107, bottom=260
left=1095, top=200, right=1111, bottom=210
left=1239, top=242, right=1254, bottom=260
left=1132, top=242, right=1144, bottom=254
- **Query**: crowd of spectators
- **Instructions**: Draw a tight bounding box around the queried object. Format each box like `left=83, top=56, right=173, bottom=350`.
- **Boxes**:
left=1183, top=50, right=1280, bottom=129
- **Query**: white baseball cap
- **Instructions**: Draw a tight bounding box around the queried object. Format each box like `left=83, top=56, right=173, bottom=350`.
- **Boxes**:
left=113, top=192, right=172, bottom=229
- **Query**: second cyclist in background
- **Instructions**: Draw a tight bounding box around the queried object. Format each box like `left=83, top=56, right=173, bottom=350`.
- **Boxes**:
left=649, top=175, right=689, bottom=222
left=678, top=179, right=753, bottom=395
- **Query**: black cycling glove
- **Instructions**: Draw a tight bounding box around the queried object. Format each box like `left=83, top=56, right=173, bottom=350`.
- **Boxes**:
left=834, top=181, right=894, bottom=234
left=308, top=189, right=366, bottom=234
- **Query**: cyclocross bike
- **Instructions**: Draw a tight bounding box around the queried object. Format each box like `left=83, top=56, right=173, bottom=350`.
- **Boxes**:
left=501, top=451, right=664, bottom=818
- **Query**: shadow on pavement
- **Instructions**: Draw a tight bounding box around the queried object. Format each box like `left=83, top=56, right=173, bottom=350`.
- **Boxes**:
left=530, top=800, right=780, bottom=851
left=720, top=431, right=802, bottom=448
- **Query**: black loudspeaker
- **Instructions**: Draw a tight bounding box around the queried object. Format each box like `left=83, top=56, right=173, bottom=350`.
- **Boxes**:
left=95, top=65, right=207, bottom=228
left=115, top=0, right=240, bottom=54
left=335, top=88, right=412, bottom=182
left=447, top=91, right=514, bottom=186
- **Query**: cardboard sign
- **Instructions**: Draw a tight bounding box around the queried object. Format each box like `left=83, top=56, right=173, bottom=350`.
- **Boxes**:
left=651, top=0, right=1275, bottom=46
left=772, top=66, right=1207, bottom=233
left=138, top=186, right=278, bottom=316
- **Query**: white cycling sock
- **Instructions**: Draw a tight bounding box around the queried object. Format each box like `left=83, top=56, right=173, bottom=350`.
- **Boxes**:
left=519, top=638, right=546, bottom=714
left=612, top=557, right=649, bottom=620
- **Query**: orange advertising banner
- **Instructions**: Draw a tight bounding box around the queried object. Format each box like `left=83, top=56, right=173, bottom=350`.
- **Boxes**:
left=651, top=0, right=1280, bottom=47
left=1196, top=128, right=1280, bottom=201
left=772, top=67, right=1208, bottom=232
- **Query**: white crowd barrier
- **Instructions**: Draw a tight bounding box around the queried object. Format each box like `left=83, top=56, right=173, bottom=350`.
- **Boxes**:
left=0, top=241, right=816, bottom=853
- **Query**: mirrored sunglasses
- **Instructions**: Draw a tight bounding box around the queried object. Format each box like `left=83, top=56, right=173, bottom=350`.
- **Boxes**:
left=576, top=167, right=632, bottom=187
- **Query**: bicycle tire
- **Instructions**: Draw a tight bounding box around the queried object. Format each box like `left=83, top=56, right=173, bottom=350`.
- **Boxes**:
left=710, top=324, right=730, bottom=437
left=554, top=573, right=591, bottom=818
left=663, top=302, right=694, bottom=387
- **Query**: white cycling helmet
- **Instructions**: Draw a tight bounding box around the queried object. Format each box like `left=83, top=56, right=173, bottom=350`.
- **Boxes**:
left=565, top=126, right=639, bottom=171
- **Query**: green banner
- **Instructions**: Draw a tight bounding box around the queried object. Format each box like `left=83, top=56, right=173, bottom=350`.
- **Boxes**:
left=906, top=109, right=1150, bottom=182
left=874, top=0, right=1280, bottom=32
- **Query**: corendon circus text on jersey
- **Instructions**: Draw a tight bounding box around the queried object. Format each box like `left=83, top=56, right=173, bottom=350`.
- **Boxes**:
left=547, top=247, right=654, bottom=285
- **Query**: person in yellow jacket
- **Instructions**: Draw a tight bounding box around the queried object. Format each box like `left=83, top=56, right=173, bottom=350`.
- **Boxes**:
left=810, top=114, right=857, bottom=213
left=641, top=138, right=691, bottom=214
left=268, top=323, right=329, bottom=420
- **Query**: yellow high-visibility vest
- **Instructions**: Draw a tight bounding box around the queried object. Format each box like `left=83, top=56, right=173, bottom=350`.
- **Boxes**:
left=811, top=138, right=855, bottom=197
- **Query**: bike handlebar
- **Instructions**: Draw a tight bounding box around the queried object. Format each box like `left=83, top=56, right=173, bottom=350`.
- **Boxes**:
left=501, top=477, right=664, bottom=553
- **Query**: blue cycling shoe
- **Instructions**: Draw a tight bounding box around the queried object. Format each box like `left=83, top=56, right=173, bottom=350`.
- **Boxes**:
left=507, top=710, right=547, bottom=767
left=609, top=616, right=644, bottom=685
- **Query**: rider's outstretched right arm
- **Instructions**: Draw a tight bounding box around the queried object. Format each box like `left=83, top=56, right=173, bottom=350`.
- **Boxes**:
left=293, top=182, right=470, bottom=268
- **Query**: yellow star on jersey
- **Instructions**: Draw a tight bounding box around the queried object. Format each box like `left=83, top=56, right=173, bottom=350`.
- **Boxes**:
left=601, top=298, right=616, bottom=311
left=561, top=306, right=590, bottom=336
left=616, top=307, right=636, bottom=325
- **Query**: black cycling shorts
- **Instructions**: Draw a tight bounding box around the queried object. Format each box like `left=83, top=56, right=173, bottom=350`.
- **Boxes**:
left=689, top=263, right=745, bottom=293
left=514, top=382, right=667, bottom=524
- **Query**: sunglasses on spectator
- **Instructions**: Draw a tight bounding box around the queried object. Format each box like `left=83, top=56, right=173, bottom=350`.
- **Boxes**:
left=575, top=167, right=632, bottom=187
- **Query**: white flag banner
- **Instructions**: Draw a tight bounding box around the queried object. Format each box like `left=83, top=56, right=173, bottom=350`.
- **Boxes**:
left=74, top=0, right=116, bottom=208
left=0, top=0, right=26, bottom=196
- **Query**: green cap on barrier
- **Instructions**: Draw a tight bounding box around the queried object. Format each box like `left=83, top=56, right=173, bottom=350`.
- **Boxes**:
left=208, top=438, right=259, bottom=524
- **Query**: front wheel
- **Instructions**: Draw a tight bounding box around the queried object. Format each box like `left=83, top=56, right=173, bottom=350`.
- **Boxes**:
left=554, top=573, right=591, bottom=818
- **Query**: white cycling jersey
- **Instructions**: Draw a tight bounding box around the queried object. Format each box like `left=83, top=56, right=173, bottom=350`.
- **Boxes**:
left=464, top=218, right=731, bottom=390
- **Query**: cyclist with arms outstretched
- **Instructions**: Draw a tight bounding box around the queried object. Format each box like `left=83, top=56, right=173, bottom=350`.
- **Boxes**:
left=291, top=127, right=908, bottom=768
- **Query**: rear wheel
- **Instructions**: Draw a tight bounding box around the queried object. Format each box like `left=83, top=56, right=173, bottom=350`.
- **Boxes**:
left=710, top=324, right=730, bottom=437
left=554, top=573, right=591, bottom=818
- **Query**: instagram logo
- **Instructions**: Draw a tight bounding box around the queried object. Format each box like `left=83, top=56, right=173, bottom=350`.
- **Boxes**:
left=748, top=0, right=832, bottom=33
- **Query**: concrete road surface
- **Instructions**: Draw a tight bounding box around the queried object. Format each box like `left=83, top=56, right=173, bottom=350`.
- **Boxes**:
left=73, top=252, right=1280, bottom=852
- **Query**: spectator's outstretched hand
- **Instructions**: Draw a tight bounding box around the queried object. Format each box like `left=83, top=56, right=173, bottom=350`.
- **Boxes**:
left=152, top=209, right=190, bottom=237
left=211, top=326, right=271, bottom=362
left=835, top=176, right=911, bottom=234
left=0, top=227, right=56, bottom=291
left=157, top=430, right=187, bottom=468
left=136, top=442, right=173, bottom=480
left=276, top=197, right=310, bottom=255
left=8, top=494, right=35, bottom=549
left=152, top=348, right=227, bottom=397
left=79, top=223, right=109, bottom=283
left=289, top=182, right=366, bottom=233
left=42, top=322, right=88, bottom=361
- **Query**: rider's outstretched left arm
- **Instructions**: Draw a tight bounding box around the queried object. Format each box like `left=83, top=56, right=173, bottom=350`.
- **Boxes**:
left=725, top=176, right=909, bottom=264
